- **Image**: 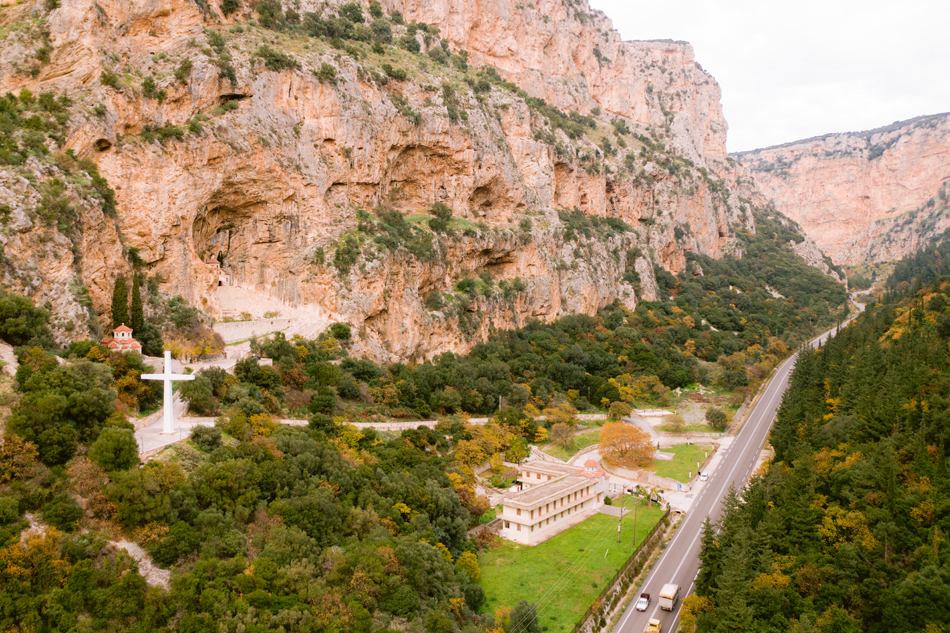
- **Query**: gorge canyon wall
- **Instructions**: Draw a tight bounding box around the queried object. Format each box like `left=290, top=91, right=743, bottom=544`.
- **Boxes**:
left=736, top=113, right=950, bottom=267
left=0, top=0, right=796, bottom=361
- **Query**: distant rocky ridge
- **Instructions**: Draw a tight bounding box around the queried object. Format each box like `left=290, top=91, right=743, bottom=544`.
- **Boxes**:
left=735, top=112, right=950, bottom=267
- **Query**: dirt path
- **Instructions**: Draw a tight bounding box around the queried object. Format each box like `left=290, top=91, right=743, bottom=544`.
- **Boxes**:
left=0, top=340, right=17, bottom=377
left=0, top=345, right=17, bottom=437
left=23, top=514, right=169, bottom=588
left=113, top=539, right=170, bottom=589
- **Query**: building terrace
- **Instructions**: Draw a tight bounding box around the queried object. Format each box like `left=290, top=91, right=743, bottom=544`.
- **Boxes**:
left=499, top=458, right=610, bottom=545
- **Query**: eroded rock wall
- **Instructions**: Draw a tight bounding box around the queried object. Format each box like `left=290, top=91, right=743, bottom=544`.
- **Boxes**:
left=736, top=113, right=950, bottom=266
left=0, top=0, right=759, bottom=360
left=386, top=0, right=729, bottom=161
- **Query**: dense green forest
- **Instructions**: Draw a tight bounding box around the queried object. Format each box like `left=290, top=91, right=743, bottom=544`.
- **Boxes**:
left=0, top=200, right=849, bottom=631
left=198, top=208, right=847, bottom=427
left=886, top=230, right=950, bottom=292
left=2, top=390, right=491, bottom=632
left=0, top=312, right=492, bottom=631
left=693, top=281, right=950, bottom=633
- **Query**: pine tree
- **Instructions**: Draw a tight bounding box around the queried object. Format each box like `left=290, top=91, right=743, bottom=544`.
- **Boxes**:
left=696, top=517, right=721, bottom=596
left=111, top=276, right=129, bottom=330
left=780, top=453, right=820, bottom=552
left=712, top=534, right=756, bottom=633
left=717, top=485, right=747, bottom=549
left=130, top=274, right=145, bottom=334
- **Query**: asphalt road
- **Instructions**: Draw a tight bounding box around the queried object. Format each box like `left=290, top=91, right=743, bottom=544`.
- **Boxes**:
left=612, top=304, right=862, bottom=633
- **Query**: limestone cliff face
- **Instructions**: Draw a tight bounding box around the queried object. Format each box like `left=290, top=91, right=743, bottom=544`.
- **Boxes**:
left=384, top=0, right=729, bottom=161
left=334, top=225, right=644, bottom=361
left=0, top=159, right=124, bottom=341
left=0, top=0, right=757, bottom=360
left=736, top=113, right=950, bottom=266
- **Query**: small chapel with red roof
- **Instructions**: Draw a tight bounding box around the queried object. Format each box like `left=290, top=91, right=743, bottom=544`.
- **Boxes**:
left=100, top=324, right=143, bottom=353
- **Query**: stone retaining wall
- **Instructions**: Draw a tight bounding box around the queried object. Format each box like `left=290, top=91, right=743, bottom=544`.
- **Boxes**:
left=141, top=355, right=185, bottom=373
left=529, top=445, right=567, bottom=464
left=351, top=418, right=493, bottom=431
left=572, top=444, right=600, bottom=461
left=467, top=518, right=503, bottom=539
left=133, top=408, right=162, bottom=431
left=213, top=318, right=297, bottom=344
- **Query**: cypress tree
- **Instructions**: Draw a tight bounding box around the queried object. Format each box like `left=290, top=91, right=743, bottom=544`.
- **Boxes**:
left=111, top=276, right=128, bottom=330
left=130, top=274, right=145, bottom=334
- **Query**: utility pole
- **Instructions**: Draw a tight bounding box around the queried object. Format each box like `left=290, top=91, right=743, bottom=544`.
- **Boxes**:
left=633, top=497, right=639, bottom=547
left=618, top=496, right=623, bottom=542
left=621, top=488, right=642, bottom=546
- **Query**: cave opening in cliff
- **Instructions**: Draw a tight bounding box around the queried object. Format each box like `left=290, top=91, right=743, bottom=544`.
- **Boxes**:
left=218, top=93, right=251, bottom=106
left=469, top=185, right=494, bottom=216
left=383, top=145, right=457, bottom=212
left=216, top=252, right=227, bottom=285
left=469, top=176, right=511, bottom=219
left=192, top=200, right=256, bottom=289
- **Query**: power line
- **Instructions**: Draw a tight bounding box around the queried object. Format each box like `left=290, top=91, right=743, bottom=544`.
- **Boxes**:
left=508, top=516, right=625, bottom=632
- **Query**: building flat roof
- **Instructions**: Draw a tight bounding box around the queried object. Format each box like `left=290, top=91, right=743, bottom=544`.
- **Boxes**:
left=520, top=461, right=579, bottom=478
left=505, top=473, right=604, bottom=510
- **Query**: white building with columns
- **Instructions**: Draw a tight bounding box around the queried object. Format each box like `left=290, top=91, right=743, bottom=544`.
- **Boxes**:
left=499, top=459, right=610, bottom=545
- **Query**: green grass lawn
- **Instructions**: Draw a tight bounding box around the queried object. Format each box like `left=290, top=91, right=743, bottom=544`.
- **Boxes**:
left=479, top=505, right=665, bottom=633
left=647, top=444, right=715, bottom=482
left=655, top=423, right=714, bottom=433
left=542, top=430, right=601, bottom=461
left=136, top=403, right=161, bottom=418
left=479, top=507, right=498, bottom=525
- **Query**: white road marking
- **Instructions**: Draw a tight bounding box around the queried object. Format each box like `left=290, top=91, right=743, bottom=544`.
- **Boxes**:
left=617, top=363, right=793, bottom=633
left=613, top=313, right=862, bottom=633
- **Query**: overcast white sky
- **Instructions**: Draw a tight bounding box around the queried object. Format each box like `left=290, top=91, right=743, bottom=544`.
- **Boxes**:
left=588, top=0, right=950, bottom=153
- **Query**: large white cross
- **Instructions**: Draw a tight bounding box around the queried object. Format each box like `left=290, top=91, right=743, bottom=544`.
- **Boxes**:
left=142, top=351, right=195, bottom=435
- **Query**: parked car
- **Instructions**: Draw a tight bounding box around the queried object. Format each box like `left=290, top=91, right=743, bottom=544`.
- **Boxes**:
left=635, top=593, right=650, bottom=611
left=699, top=471, right=709, bottom=482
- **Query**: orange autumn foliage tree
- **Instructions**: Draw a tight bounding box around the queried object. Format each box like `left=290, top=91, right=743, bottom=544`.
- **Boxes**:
left=599, top=422, right=653, bottom=468
left=0, top=527, right=68, bottom=593
left=0, top=435, right=39, bottom=483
